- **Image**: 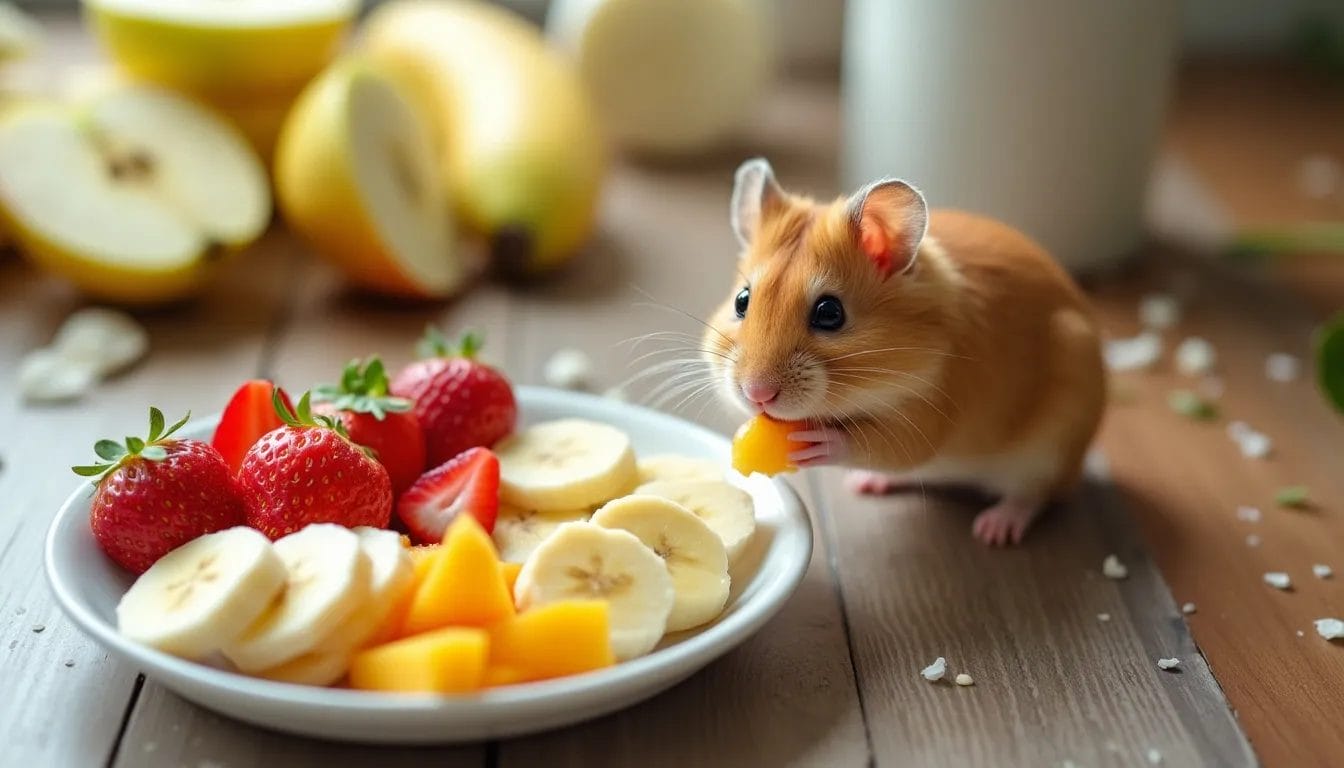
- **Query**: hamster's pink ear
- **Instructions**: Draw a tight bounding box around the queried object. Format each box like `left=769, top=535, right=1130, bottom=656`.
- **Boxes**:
left=845, top=178, right=928, bottom=279
left=730, top=157, right=785, bottom=248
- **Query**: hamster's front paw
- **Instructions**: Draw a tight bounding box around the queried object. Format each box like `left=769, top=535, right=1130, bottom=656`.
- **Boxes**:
left=787, top=426, right=850, bottom=468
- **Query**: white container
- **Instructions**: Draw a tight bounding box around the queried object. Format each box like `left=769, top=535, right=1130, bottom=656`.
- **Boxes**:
left=842, top=0, right=1178, bottom=272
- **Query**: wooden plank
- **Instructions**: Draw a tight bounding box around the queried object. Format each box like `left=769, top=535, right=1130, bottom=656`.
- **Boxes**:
left=1091, top=256, right=1344, bottom=768
left=496, top=154, right=869, bottom=767
left=816, top=460, right=1255, bottom=767
left=115, top=253, right=498, bottom=767
left=0, top=234, right=295, bottom=766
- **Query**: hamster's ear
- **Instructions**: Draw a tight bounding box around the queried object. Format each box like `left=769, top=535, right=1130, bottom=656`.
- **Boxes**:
left=730, top=157, right=785, bottom=248
left=845, top=178, right=928, bottom=279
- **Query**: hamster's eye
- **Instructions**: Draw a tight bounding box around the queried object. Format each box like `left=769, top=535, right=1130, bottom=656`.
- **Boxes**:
left=734, top=287, right=750, bottom=318
left=810, top=295, right=845, bottom=331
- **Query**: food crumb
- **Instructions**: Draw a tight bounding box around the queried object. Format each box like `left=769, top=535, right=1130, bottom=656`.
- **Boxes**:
left=1102, top=554, right=1128, bottom=580
left=1236, top=506, right=1261, bottom=522
left=1147, top=747, right=1164, bottom=764
left=542, top=348, right=593, bottom=390
left=1139, top=293, right=1181, bottom=329
left=1298, top=630, right=1306, bottom=637
left=1167, top=389, right=1217, bottom=420
left=920, top=656, right=947, bottom=682
left=31, top=624, right=44, bottom=633
left=955, top=673, right=974, bottom=686
left=63, top=659, right=74, bottom=668
left=1246, top=534, right=1262, bottom=547
left=1097, top=613, right=1112, bottom=622
left=1275, top=486, right=1310, bottom=509
left=1181, top=602, right=1196, bottom=615
left=1157, top=657, right=1180, bottom=670
left=1311, top=564, right=1332, bottom=579
left=1105, top=332, right=1163, bottom=371
left=1174, top=337, right=1216, bottom=376
left=1316, top=618, right=1343, bottom=640
left=1265, top=353, right=1301, bottom=383
left=1234, top=429, right=1272, bottom=459
left=1263, top=572, right=1292, bottom=590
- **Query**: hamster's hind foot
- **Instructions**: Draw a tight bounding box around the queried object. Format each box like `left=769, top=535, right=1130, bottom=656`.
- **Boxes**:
left=971, top=496, right=1043, bottom=547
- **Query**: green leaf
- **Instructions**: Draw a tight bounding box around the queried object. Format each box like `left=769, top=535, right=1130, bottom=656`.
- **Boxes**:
left=1275, top=485, right=1310, bottom=509
left=1167, top=389, right=1218, bottom=421
left=71, top=464, right=108, bottom=477
left=458, top=330, right=483, bottom=359
left=93, top=440, right=124, bottom=461
left=417, top=324, right=451, bottom=359
left=1316, top=312, right=1344, bottom=415
left=296, top=391, right=313, bottom=423
left=273, top=387, right=300, bottom=426
left=365, top=358, right=388, bottom=395
left=140, top=445, right=168, bottom=461
left=148, top=407, right=165, bottom=442
left=162, top=410, right=191, bottom=440
left=125, top=436, right=145, bottom=454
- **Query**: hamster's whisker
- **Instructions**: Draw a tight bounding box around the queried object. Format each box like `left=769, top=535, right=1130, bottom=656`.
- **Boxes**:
left=816, top=346, right=971, bottom=364
left=639, top=367, right=721, bottom=408
left=828, top=365, right=957, bottom=408
left=823, top=387, right=915, bottom=473
left=629, top=286, right=735, bottom=347
left=836, top=384, right=938, bottom=459
left=646, top=376, right=721, bottom=412
left=826, top=370, right=954, bottom=424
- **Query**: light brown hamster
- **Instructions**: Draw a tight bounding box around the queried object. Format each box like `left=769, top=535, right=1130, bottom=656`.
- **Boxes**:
left=704, top=158, right=1106, bottom=546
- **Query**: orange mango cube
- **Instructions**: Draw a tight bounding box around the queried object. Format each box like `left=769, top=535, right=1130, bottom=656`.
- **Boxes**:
left=731, top=414, right=806, bottom=476
left=401, top=516, right=514, bottom=636
left=348, top=627, right=488, bottom=693
left=499, top=561, right=522, bottom=599
left=487, top=600, right=614, bottom=683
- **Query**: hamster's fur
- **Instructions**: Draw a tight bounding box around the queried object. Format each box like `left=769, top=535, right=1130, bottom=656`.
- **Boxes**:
left=705, top=158, right=1105, bottom=545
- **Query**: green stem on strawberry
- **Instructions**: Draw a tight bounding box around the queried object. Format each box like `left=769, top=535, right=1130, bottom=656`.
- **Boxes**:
left=272, top=388, right=385, bottom=460
left=312, top=356, right=412, bottom=421
left=417, top=325, right=483, bottom=360
left=72, top=407, right=191, bottom=481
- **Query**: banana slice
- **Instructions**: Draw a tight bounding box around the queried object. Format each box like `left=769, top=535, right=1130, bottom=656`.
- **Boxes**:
left=492, top=504, right=592, bottom=564
left=591, top=495, right=729, bottom=632
left=254, top=646, right=355, bottom=687
left=514, top=521, right=673, bottom=660
left=117, top=526, right=287, bottom=659
left=636, top=454, right=724, bottom=485
left=223, top=524, right=371, bottom=673
left=495, top=419, right=638, bottom=511
left=633, top=480, right=757, bottom=563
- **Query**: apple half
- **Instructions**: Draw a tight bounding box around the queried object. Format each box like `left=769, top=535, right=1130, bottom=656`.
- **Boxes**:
left=0, top=86, right=272, bottom=304
left=274, top=58, right=463, bottom=300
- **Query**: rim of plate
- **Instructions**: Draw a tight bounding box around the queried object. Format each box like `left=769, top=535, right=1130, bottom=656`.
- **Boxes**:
left=45, top=385, right=813, bottom=712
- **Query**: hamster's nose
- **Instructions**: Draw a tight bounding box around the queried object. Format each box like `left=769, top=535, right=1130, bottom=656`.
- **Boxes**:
left=742, top=380, right=780, bottom=405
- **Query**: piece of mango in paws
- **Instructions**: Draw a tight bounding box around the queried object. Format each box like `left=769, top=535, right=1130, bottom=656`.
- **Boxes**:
left=731, top=414, right=806, bottom=476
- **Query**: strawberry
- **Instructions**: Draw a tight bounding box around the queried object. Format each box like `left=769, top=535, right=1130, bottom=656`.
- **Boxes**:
left=390, top=328, right=517, bottom=467
left=396, top=447, right=500, bottom=543
left=238, top=390, right=393, bottom=539
left=212, top=380, right=294, bottom=475
left=313, top=357, right=426, bottom=495
left=75, top=408, right=246, bottom=574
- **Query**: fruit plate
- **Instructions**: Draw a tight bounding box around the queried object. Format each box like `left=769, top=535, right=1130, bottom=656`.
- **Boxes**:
left=45, top=386, right=813, bottom=744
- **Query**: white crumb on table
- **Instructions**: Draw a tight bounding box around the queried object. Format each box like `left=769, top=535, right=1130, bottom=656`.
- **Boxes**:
left=1298, top=630, right=1306, bottom=637
left=1097, top=612, right=1112, bottom=622
left=920, top=656, right=946, bottom=682
left=955, top=673, right=974, bottom=686
left=1181, top=602, right=1196, bottom=615
left=1316, top=618, right=1344, bottom=640
left=1104, top=331, right=1163, bottom=371
left=1246, top=534, right=1262, bottom=547
left=1313, top=564, right=1333, bottom=579
left=1227, top=423, right=1272, bottom=459
left=1265, top=353, right=1301, bottom=383
left=1102, top=554, right=1128, bottom=580
left=1263, top=572, right=1292, bottom=590
left=1157, top=657, right=1180, bottom=670
left=1139, top=293, right=1181, bottom=329
left=1147, top=747, right=1164, bottom=764
left=543, top=348, right=593, bottom=390
left=1236, top=506, right=1261, bottom=522
left=1174, top=337, right=1217, bottom=376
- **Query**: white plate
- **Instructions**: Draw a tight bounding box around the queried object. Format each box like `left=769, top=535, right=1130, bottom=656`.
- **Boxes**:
left=45, top=386, right=812, bottom=744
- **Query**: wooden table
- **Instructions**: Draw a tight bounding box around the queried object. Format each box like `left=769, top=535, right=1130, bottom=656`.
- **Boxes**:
left=2, top=20, right=1341, bottom=768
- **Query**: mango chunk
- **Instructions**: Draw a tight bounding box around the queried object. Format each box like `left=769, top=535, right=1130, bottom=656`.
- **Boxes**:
left=499, top=561, right=522, bottom=599
left=402, top=516, right=513, bottom=635
left=408, top=544, right=442, bottom=579
left=731, top=414, right=806, bottom=477
left=487, top=600, right=614, bottom=683
left=348, top=627, right=488, bottom=693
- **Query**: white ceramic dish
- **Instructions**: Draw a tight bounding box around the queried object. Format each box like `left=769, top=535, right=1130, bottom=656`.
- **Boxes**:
left=45, top=386, right=812, bottom=744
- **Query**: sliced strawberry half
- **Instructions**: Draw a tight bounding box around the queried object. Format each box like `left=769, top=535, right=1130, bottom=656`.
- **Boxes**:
left=212, top=380, right=294, bottom=475
left=397, top=447, right=500, bottom=544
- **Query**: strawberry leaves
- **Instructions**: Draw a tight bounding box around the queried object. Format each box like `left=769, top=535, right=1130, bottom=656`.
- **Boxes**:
left=312, top=356, right=412, bottom=421
left=416, top=325, right=483, bottom=361
left=73, top=407, right=190, bottom=480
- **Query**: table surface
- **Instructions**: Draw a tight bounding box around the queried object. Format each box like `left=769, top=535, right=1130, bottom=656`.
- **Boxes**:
left=2, top=20, right=1342, bottom=768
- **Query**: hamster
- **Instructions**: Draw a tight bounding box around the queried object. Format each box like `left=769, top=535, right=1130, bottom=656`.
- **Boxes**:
left=704, top=158, right=1106, bottom=546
